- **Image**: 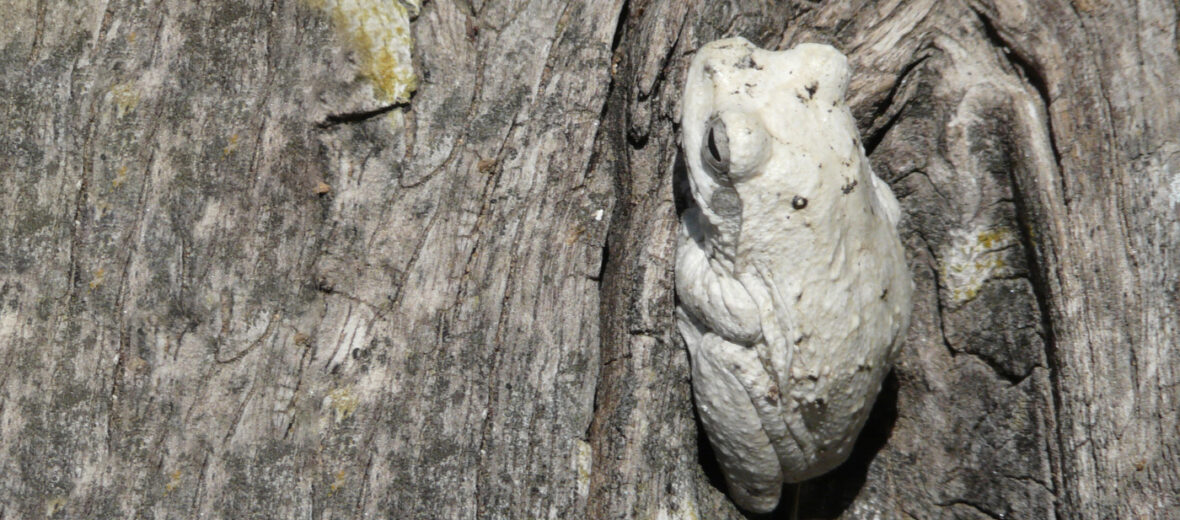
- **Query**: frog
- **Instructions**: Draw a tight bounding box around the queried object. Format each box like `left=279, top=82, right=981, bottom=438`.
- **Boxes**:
left=675, top=37, right=913, bottom=513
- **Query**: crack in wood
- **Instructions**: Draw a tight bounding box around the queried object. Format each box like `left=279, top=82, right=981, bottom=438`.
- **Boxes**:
left=317, top=103, right=405, bottom=128
left=863, top=54, right=930, bottom=156
left=937, top=498, right=1007, bottom=520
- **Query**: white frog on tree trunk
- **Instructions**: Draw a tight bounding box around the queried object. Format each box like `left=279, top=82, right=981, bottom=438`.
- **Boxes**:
left=675, top=37, right=913, bottom=513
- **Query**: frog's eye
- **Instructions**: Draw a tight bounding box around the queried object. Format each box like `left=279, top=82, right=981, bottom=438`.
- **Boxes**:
left=702, top=116, right=729, bottom=174
left=701, top=113, right=768, bottom=181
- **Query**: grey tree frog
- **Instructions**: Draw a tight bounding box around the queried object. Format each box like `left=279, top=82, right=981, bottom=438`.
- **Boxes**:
left=676, top=37, right=913, bottom=513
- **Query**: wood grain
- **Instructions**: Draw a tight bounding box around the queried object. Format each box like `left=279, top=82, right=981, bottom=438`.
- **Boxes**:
left=1, top=0, right=1175, bottom=518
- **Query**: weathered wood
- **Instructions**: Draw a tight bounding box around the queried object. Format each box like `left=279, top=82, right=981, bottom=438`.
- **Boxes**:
left=1, top=0, right=1176, bottom=518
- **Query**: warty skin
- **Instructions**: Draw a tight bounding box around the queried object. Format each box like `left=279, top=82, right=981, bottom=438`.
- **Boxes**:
left=675, top=37, right=913, bottom=513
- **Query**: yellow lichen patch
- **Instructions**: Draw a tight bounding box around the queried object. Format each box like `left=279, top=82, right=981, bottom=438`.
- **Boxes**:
left=95, top=199, right=112, bottom=220
left=308, top=0, right=420, bottom=103
left=222, top=133, right=240, bottom=156
left=327, top=386, right=360, bottom=422
left=477, top=158, right=497, bottom=174
left=129, top=355, right=150, bottom=373
left=566, top=224, right=586, bottom=245
left=164, top=470, right=181, bottom=494
left=573, top=439, right=592, bottom=498
left=45, top=496, right=67, bottom=516
left=89, top=268, right=106, bottom=290
left=112, top=165, right=128, bottom=188
left=940, top=226, right=1016, bottom=305
left=1072, top=0, right=1100, bottom=14
left=329, top=469, right=347, bottom=494
left=109, top=81, right=140, bottom=118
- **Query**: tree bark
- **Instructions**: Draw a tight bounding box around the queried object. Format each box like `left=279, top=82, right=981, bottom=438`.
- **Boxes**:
left=1, top=1, right=1176, bottom=519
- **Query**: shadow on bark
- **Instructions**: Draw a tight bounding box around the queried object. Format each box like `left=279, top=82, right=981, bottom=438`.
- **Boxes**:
left=798, top=370, right=900, bottom=519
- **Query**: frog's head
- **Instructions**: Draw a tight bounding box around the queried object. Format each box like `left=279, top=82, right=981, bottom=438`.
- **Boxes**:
left=681, top=38, right=863, bottom=254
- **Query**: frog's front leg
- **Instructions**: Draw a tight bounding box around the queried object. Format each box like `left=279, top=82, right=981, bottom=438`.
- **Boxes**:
left=675, top=207, right=761, bottom=344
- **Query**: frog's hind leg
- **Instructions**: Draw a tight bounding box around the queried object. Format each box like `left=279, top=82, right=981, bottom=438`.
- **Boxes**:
left=685, top=328, right=785, bottom=513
